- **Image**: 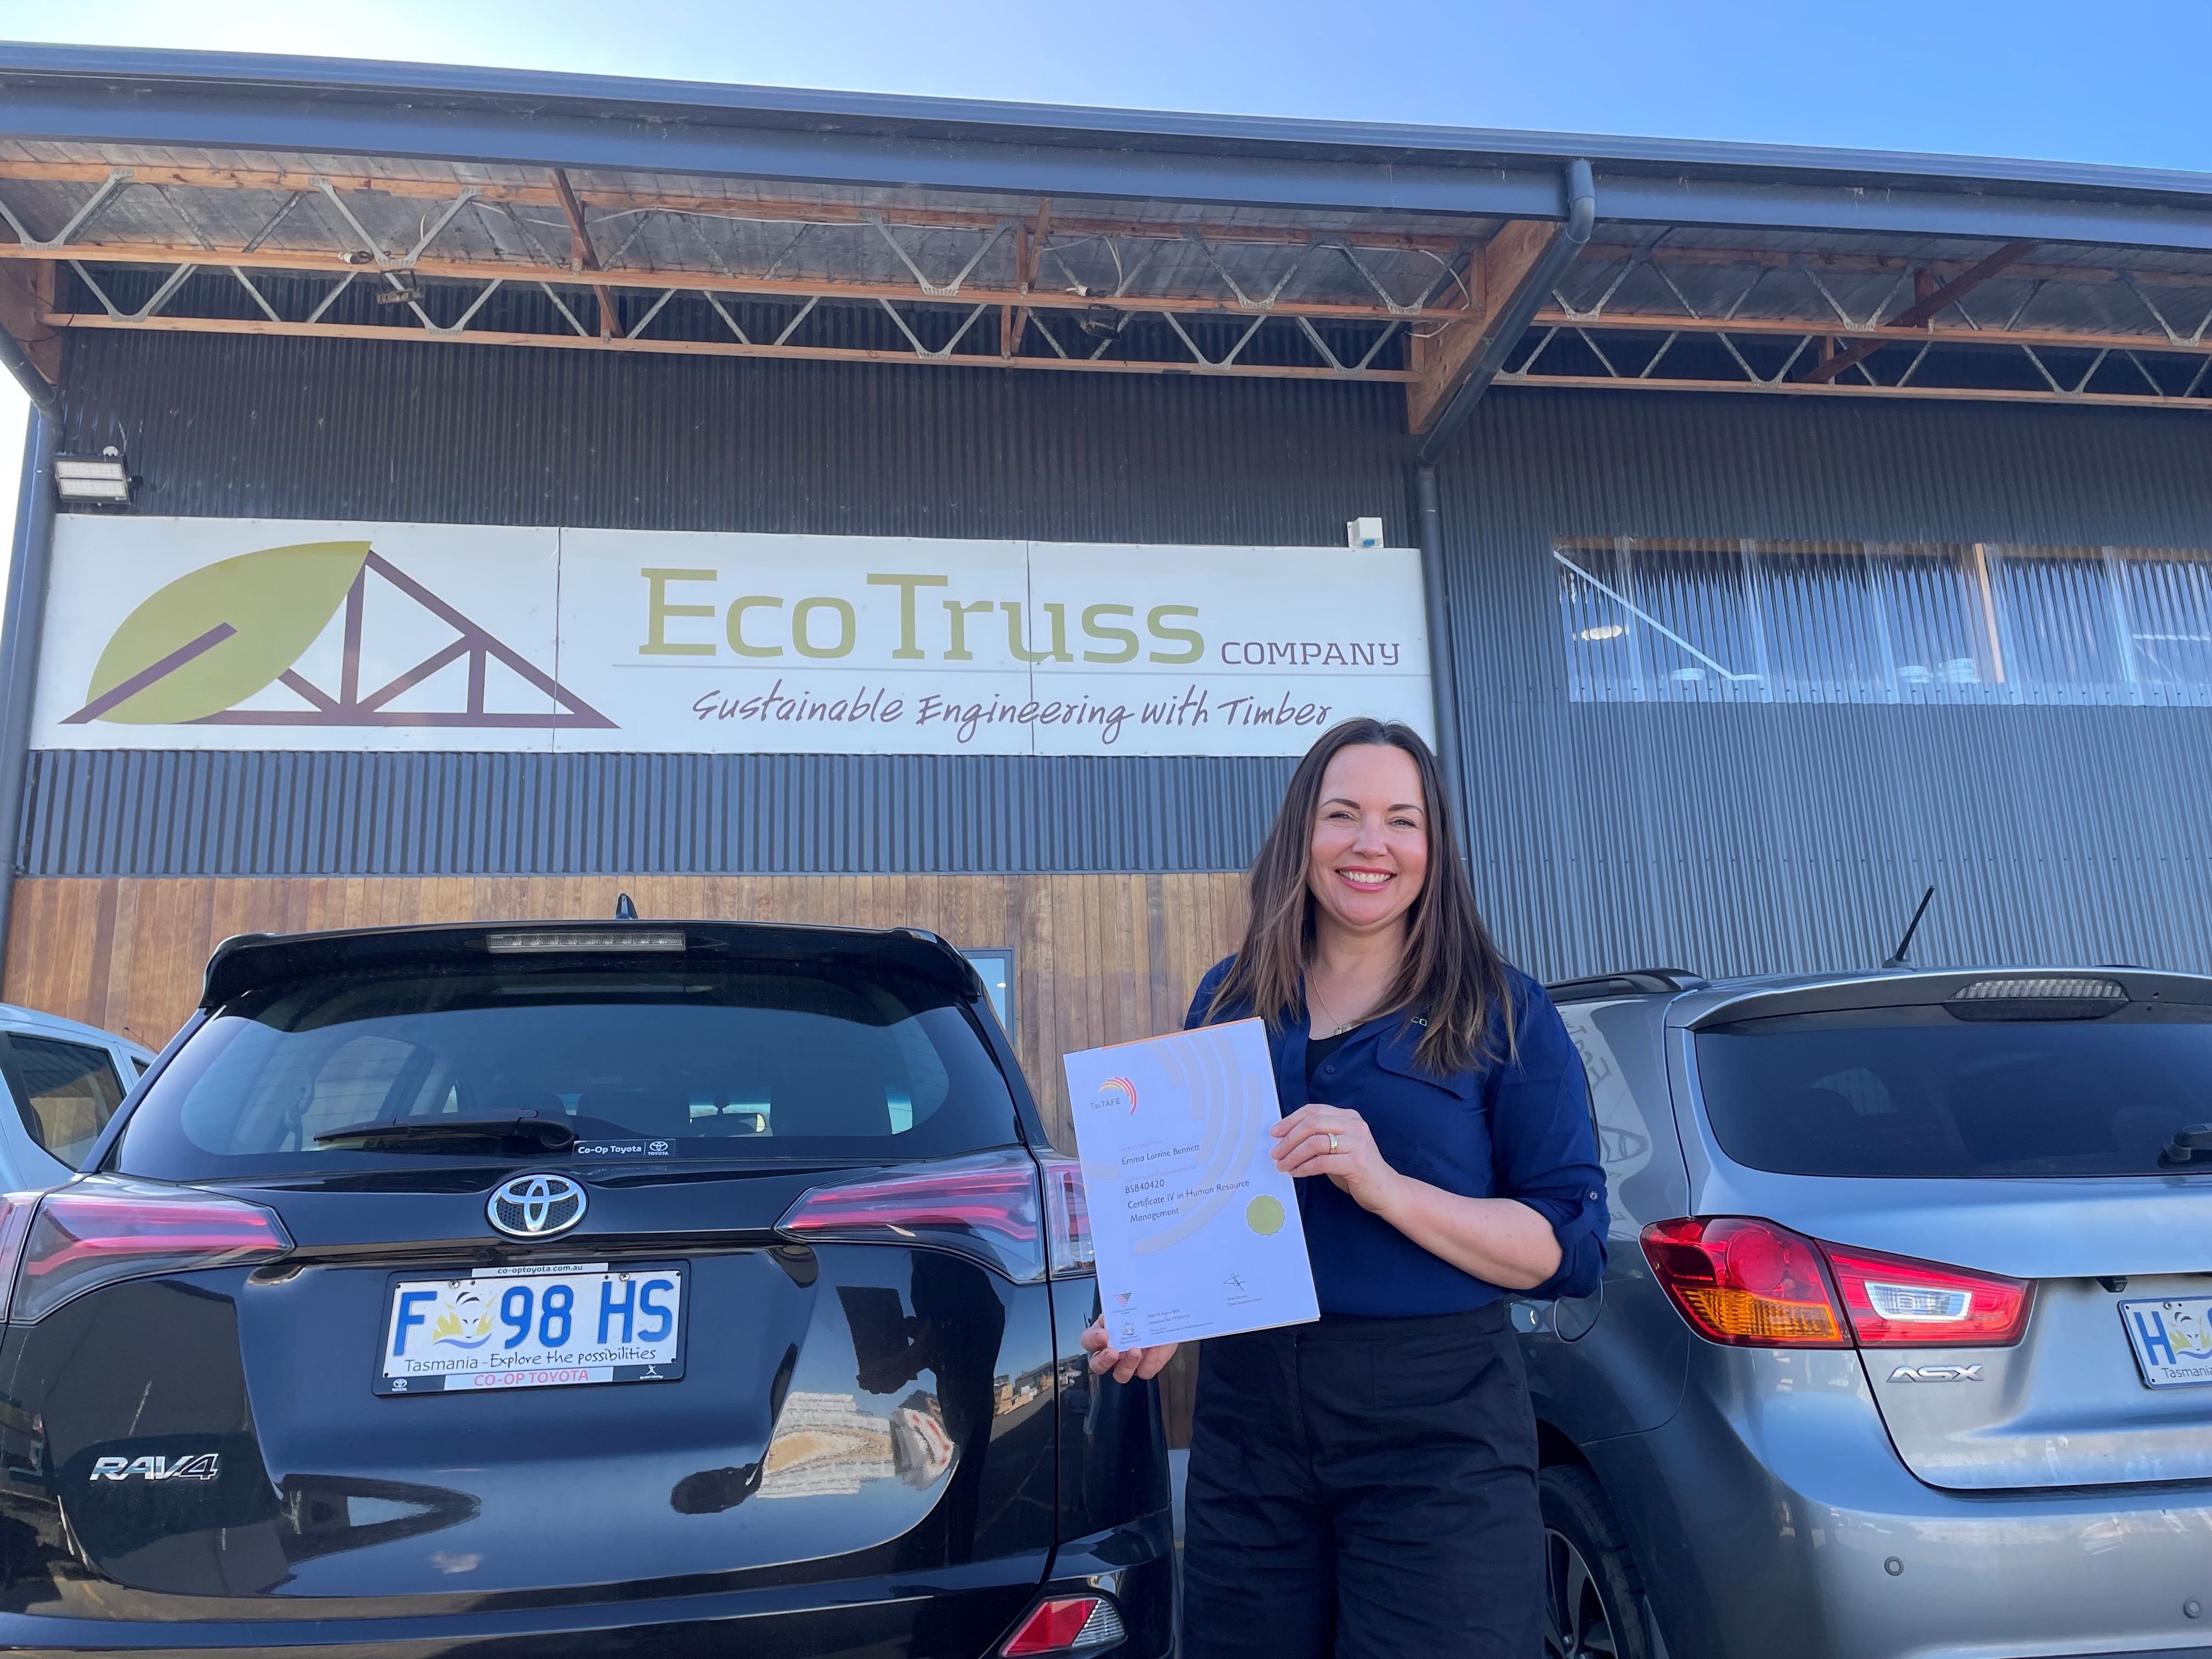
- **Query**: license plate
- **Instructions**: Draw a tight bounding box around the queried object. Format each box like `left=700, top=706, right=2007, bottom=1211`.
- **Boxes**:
left=376, top=1261, right=685, bottom=1396
left=2118, top=1296, right=2212, bottom=1389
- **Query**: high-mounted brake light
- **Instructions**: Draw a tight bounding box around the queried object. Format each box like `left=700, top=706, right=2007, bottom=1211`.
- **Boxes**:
left=1821, top=1242, right=2032, bottom=1346
left=486, top=931, right=685, bottom=953
left=1643, top=1217, right=2033, bottom=1351
left=1000, top=1595, right=1126, bottom=1656
left=1945, top=976, right=2125, bottom=1021
left=778, top=1150, right=1069, bottom=1283
left=11, top=1178, right=292, bottom=1323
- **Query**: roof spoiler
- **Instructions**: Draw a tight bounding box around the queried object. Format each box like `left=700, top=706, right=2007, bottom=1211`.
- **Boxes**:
left=199, top=919, right=985, bottom=1010
left=1546, top=967, right=1708, bottom=1005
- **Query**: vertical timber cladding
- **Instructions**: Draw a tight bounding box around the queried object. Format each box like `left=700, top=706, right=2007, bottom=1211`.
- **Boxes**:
left=22, top=331, right=1427, bottom=1135
left=1441, top=390, right=2212, bottom=981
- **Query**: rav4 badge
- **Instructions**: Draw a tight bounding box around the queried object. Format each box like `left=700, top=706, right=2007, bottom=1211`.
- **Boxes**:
left=89, top=1454, right=221, bottom=1481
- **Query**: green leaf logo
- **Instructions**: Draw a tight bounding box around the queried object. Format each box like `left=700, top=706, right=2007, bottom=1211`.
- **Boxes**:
left=77, top=542, right=370, bottom=725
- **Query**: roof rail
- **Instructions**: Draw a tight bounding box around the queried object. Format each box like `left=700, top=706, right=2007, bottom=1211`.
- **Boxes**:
left=1545, top=968, right=1708, bottom=1004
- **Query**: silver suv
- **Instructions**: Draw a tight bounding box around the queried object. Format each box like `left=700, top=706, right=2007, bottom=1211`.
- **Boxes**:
left=1522, top=966, right=2212, bottom=1659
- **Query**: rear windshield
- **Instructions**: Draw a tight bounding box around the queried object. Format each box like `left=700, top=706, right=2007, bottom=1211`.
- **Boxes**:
left=114, top=960, right=1020, bottom=1179
left=1694, top=1005, right=2212, bottom=1178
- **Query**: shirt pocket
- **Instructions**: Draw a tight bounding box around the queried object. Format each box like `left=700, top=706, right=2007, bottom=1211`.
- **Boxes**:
left=1368, top=1039, right=1490, bottom=1190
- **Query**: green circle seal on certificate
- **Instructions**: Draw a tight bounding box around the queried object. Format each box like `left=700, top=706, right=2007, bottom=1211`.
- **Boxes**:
left=1245, top=1195, right=1287, bottom=1236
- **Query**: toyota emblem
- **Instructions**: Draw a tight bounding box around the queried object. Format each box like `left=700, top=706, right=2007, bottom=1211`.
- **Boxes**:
left=487, top=1173, right=588, bottom=1239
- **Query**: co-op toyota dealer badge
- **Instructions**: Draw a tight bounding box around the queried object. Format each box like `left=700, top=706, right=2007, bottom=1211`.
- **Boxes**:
left=487, top=1173, right=588, bottom=1238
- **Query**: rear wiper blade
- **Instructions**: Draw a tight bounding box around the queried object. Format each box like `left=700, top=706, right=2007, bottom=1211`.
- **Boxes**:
left=2160, top=1122, right=2212, bottom=1169
left=314, top=1115, right=578, bottom=1153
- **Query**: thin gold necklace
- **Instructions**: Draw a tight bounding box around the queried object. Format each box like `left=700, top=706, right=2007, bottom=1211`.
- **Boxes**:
left=1308, top=981, right=1370, bottom=1037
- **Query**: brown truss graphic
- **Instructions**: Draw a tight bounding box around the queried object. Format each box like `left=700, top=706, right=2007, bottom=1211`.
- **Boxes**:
left=65, top=551, right=616, bottom=730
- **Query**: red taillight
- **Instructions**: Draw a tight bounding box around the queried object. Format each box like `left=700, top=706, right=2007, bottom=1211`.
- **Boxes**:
left=1822, top=1242, right=2032, bottom=1346
left=1037, top=1154, right=1093, bottom=1279
left=1643, top=1216, right=2033, bottom=1351
left=1000, top=1595, right=1125, bottom=1656
left=0, top=1191, right=43, bottom=1314
left=12, top=1178, right=292, bottom=1323
left=777, top=1150, right=1071, bottom=1283
left=1641, top=1217, right=1848, bottom=1347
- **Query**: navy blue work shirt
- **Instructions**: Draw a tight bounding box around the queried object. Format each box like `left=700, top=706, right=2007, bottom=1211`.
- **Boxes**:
left=1186, top=957, right=1607, bottom=1318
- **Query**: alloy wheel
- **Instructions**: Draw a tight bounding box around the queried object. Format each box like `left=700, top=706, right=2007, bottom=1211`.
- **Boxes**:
left=1543, top=1525, right=1620, bottom=1658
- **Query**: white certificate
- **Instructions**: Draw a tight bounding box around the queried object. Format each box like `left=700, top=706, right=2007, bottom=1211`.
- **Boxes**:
left=1064, top=1019, right=1319, bottom=1345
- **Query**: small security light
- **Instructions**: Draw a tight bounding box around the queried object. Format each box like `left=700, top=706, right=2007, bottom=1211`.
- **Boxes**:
left=53, top=450, right=132, bottom=505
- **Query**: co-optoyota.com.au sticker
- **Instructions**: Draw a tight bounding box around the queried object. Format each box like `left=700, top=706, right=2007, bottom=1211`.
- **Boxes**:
left=575, top=1140, right=673, bottom=1156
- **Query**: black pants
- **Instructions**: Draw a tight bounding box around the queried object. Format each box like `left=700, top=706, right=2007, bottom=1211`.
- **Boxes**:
left=1181, top=1305, right=1541, bottom=1659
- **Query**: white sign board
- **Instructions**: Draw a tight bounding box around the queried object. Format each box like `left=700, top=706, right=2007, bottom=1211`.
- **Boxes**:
left=1064, top=1020, right=1318, bottom=1345
left=32, top=517, right=1432, bottom=758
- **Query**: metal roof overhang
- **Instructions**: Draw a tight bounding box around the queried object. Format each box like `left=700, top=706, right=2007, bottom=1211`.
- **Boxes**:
left=3, top=42, right=2211, bottom=438
left=10, top=43, right=2212, bottom=244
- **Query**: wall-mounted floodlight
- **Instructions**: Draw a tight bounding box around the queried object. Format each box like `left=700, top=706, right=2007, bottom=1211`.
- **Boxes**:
left=53, top=450, right=132, bottom=505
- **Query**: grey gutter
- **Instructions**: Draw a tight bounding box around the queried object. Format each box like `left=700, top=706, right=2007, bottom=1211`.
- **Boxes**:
left=1418, top=160, right=1595, bottom=467
left=0, top=409, right=59, bottom=968
left=4, top=44, right=2212, bottom=249
left=1410, top=465, right=1468, bottom=864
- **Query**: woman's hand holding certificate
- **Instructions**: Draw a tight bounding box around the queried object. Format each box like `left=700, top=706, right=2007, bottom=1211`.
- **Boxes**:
left=1268, top=1102, right=1401, bottom=1207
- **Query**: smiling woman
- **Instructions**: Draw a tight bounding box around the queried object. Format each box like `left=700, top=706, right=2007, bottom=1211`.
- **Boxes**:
left=1080, top=716, right=1609, bottom=1659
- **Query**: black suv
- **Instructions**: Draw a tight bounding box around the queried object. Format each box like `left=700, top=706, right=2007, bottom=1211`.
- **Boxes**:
left=0, top=919, right=1169, bottom=1658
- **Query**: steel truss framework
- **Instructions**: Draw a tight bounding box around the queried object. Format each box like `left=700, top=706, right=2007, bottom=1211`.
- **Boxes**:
left=1504, top=239, right=2212, bottom=411
left=3, top=159, right=2211, bottom=416
left=0, top=162, right=1468, bottom=385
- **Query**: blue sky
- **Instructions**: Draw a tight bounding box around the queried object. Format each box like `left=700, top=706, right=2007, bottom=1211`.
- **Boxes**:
left=1, top=0, right=2207, bottom=543
left=1, top=0, right=2207, bottom=170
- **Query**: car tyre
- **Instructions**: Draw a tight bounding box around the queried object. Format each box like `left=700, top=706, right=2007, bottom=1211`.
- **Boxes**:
left=1540, top=1463, right=1654, bottom=1659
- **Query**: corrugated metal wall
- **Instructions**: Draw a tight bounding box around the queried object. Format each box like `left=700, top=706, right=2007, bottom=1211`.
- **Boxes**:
left=1438, top=391, right=2212, bottom=979
left=56, top=331, right=1409, bottom=539
left=20, top=752, right=1293, bottom=876
left=30, top=330, right=2212, bottom=976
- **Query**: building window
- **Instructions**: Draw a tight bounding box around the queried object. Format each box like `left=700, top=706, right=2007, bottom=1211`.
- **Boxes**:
left=960, top=949, right=1014, bottom=1035
left=1556, top=538, right=2212, bottom=707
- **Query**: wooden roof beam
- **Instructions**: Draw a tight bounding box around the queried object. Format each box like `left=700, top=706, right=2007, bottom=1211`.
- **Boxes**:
left=1573, top=241, right=2209, bottom=291
left=550, top=167, right=619, bottom=338
left=1404, top=220, right=1556, bottom=435
left=27, top=238, right=1476, bottom=322
left=44, top=308, right=1415, bottom=381
left=1526, top=307, right=2212, bottom=357
left=1003, top=196, right=1049, bottom=359
left=0, top=258, right=59, bottom=389
left=1799, top=240, right=2034, bottom=383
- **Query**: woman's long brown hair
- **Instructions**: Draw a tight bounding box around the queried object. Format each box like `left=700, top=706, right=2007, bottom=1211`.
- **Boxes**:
left=1206, top=718, right=1515, bottom=1075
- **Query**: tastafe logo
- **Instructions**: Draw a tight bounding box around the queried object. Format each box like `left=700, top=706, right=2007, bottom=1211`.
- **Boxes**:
left=64, top=541, right=612, bottom=731
left=1091, top=1076, right=1138, bottom=1114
